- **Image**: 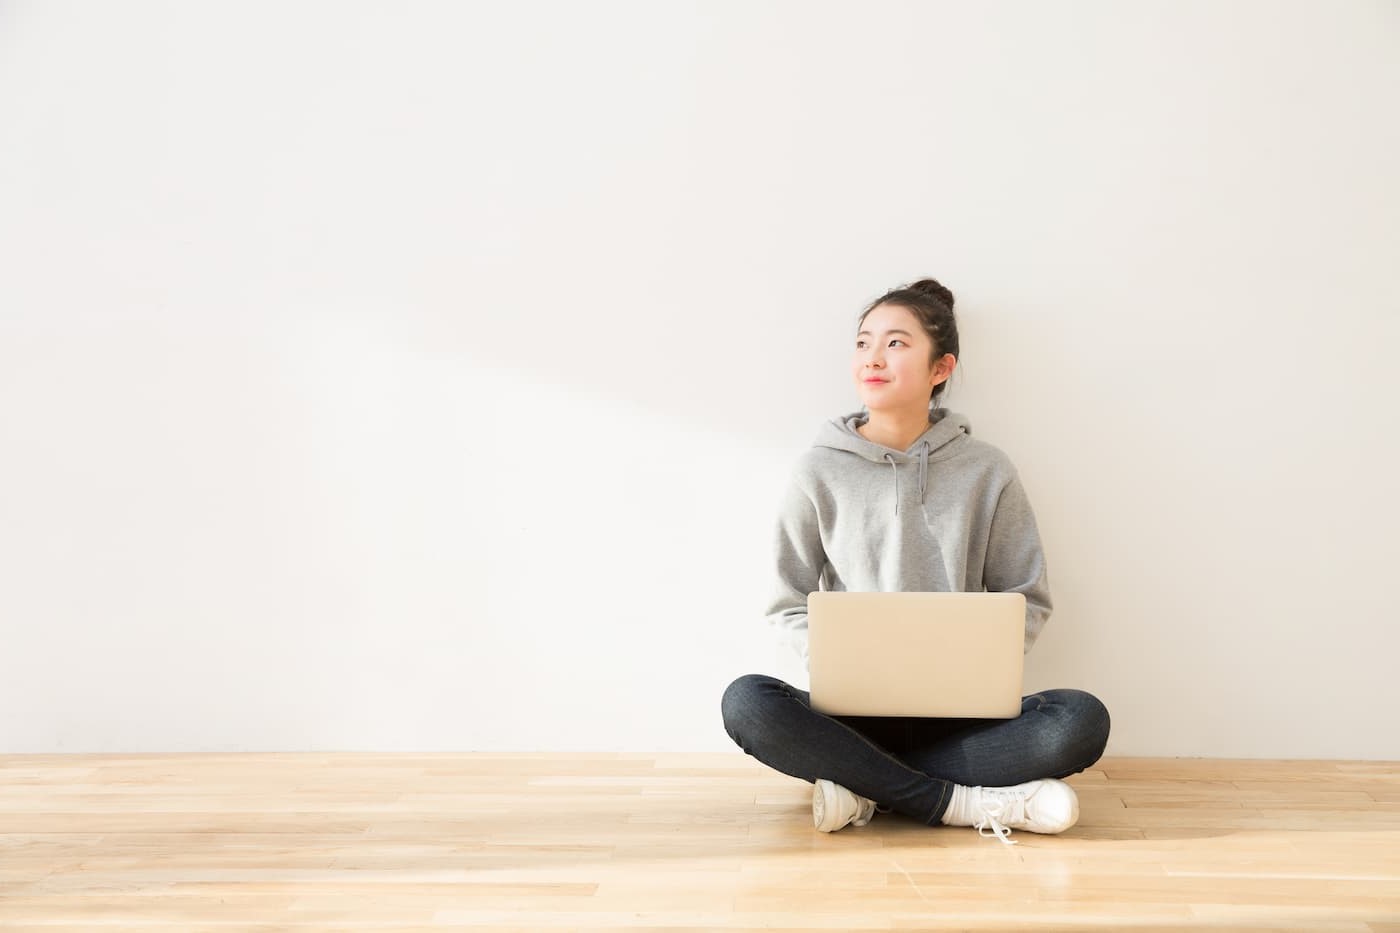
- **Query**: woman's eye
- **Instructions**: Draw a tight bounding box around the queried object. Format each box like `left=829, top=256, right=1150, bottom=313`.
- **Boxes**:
left=889, top=339, right=906, bottom=347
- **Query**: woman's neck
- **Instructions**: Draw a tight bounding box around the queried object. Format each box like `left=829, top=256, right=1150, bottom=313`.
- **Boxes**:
left=857, top=407, right=936, bottom=451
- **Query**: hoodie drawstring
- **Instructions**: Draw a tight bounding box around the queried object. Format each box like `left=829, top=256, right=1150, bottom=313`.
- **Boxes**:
left=883, top=453, right=899, bottom=515
left=883, top=442, right=930, bottom=517
left=918, top=441, right=928, bottom=503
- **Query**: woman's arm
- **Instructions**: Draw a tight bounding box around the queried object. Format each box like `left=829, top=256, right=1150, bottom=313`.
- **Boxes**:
left=983, top=474, right=1054, bottom=654
left=761, top=473, right=827, bottom=666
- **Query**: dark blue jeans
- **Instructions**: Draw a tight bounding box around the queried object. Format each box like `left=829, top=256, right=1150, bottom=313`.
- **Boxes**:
left=720, top=673, right=1111, bottom=825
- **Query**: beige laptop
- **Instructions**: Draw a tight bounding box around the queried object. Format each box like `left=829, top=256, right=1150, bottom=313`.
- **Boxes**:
left=807, top=591, right=1026, bottom=718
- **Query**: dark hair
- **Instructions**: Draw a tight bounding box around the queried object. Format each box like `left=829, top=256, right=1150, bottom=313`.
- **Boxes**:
left=857, top=278, right=960, bottom=407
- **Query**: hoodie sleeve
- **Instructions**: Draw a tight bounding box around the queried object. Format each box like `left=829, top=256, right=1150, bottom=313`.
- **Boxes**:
left=983, top=474, right=1054, bottom=654
left=761, top=471, right=827, bottom=667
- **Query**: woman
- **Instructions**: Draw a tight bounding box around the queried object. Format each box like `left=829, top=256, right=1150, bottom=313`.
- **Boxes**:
left=720, top=278, right=1111, bottom=845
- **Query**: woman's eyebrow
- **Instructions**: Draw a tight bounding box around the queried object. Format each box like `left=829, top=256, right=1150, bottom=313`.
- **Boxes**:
left=856, top=329, right=914, bottom=338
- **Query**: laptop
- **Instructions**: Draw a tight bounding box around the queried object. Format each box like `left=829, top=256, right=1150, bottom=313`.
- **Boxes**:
left=806, top=591, right=1026, bottom=718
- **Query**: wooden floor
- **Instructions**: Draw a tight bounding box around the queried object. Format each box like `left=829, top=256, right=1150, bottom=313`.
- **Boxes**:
left=1, top=753, right=1397, bottom=931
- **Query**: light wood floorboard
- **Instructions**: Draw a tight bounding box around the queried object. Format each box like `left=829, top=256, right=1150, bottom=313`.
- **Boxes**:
left=1, top=753, right=1397, bottom=930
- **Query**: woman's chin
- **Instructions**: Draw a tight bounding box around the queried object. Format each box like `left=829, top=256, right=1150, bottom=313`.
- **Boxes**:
left=861, top=397, right=924, bottom=417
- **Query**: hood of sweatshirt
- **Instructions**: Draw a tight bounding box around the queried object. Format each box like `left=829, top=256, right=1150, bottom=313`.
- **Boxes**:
left=811, top=407, right=973, bottom=517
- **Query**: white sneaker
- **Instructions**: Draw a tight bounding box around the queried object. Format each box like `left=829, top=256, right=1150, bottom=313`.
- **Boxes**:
left=959, top=778, right=1080, bottom=845
left=812, top=779, right=878, bottom=832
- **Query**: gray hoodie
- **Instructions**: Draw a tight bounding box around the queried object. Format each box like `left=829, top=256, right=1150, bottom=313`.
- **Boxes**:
left=763, top=406, right=1053, bottom=666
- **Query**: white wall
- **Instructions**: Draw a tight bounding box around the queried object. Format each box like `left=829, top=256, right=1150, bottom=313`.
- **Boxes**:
left=1, top=0, right=1396, bottom=758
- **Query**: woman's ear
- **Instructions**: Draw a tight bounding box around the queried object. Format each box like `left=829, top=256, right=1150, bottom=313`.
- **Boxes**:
left=935, top=353, right=956, bottom=384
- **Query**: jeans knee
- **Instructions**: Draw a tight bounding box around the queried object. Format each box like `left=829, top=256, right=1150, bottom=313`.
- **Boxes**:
left=1065, top=689, right=1111, bottom=761
left=720, top=673, right=770, bottom=742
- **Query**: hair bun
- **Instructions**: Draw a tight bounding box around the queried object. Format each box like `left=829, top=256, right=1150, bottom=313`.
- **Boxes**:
left=909, top=278, right=954, bottom=309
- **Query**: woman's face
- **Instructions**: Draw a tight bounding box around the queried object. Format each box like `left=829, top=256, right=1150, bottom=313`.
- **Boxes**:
left=852, top=303, right=951, bottom=412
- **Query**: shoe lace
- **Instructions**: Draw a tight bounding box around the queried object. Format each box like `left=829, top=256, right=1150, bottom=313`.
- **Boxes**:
left=972, top=788, right=1029, bottom=846
left=852, top=794, right=877, bottom=826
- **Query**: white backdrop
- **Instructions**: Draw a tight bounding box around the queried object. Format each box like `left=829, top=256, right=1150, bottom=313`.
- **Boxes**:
left=1, top=0, right=1396, bottom=758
